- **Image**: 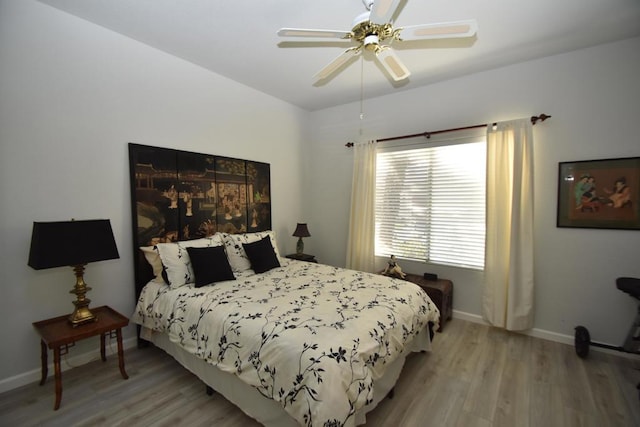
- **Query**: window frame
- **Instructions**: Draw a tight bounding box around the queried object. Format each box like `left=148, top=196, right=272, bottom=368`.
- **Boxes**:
left=374, top=133, right=487, bottom=270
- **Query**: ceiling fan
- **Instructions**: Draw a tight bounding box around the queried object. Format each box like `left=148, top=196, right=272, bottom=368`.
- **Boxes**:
left=277, top=0, right=478, bottom=83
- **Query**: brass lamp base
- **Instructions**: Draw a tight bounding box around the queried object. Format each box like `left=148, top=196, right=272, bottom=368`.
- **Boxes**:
left=69, top=305, right=97, bottom=327
left=68, top=264, right=98, bottom=327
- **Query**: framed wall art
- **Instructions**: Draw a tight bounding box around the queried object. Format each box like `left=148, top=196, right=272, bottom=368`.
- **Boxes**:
left=557, top=156, right=640, bottom=229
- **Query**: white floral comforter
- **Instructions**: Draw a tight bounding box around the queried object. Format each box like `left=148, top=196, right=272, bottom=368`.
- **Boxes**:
left=132, top=260, right=439, bottom=427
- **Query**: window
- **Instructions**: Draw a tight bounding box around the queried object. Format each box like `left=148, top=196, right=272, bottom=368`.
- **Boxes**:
left=375, top=139, right=486, bottom=270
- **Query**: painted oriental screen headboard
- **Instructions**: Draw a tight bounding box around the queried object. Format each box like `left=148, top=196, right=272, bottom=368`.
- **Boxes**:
left=128, top=143, right=271, bottom=296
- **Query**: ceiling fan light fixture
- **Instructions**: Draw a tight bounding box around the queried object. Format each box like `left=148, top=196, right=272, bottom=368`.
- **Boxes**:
left=364, top=34, right=380, bottom=51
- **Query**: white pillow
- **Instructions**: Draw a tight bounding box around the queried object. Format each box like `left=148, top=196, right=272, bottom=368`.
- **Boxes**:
left=222, top=231, right=281, bottom=273
left=139, top=246, right=163, bottom=279
left=156, top=234, right=225, bottom=288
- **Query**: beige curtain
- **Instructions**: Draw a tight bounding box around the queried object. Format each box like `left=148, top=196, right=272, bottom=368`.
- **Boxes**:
left=483, top=119, right=535, bottom=331
left=346, top=141, right=377, bottom=272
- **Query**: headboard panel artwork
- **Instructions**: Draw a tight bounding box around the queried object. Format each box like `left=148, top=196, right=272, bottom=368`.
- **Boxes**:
left=128, top=143, right=271, bottom=298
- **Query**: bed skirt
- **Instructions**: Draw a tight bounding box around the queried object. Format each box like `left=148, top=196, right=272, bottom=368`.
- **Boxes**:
left=141, top=323, right=432, bottom=426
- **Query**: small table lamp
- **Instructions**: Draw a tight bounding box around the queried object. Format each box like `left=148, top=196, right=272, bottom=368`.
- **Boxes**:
left=292, top=223, right=311, bottom=255
left=28, top=219, right=119, bottom=327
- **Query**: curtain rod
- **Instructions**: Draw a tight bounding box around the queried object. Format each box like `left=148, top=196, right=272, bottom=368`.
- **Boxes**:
left=345, top=113, right=551, bottom=147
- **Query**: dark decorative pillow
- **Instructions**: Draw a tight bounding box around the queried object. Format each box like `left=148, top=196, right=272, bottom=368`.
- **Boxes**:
left=242, top=236, right=281, bottom=274
left=186, top=245, right=235, bottom=287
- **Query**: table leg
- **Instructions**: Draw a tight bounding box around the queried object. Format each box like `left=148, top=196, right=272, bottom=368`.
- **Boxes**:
left=53, top=347, right=62, bottom=410
left=116, top=328, right=128, bottom=379
left=100, top=332, right=107, bottom=362
left=39, top=340, right=48, bottom=386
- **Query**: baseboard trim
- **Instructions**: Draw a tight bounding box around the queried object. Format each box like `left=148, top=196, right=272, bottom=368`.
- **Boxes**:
left=452, top=310, right=574, bottom=345
left=452, top=310, right=640, bottom=360
left=0, top=336, right=138, bottom=394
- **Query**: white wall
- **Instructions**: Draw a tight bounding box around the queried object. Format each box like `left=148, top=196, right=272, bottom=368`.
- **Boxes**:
left=2, top=0, right=639, bottom=393
left=307, top=36, right=640, bottom=346
left=0, top=0, right=308, bottom=387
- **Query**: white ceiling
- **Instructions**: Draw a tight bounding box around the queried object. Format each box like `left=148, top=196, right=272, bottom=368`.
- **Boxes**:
left=38, top=0, right=640, bottom=111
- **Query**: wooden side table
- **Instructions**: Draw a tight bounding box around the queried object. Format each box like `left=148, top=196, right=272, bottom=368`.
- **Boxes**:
left=32, top=305, right=129, bottom=410
left=285, top=253, right=318, bottom=263
left=402, top=274, right=453, bottom=332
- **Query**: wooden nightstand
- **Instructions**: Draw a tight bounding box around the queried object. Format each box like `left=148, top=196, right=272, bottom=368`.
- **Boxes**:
left=32, top=305, right=129, bottom=410
left=402, top=274, right=453, bottom=332
left=285, top=253, right=318, bottom=263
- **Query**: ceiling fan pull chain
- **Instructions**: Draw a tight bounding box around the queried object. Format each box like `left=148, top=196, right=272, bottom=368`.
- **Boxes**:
left=359, top=56, right=365, bottom=136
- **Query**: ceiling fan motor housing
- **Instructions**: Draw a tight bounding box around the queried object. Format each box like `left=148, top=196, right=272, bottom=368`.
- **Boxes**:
left=353, top=11, right=371, bottom=27
left=352, top=20, right=395, bottom=44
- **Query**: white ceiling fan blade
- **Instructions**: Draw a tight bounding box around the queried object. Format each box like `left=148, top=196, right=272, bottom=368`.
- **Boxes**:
left=313, top=49, right=359, bottom=82
left=376, top=48, right=410, bottom=81
left=369, top=0, right=402, bottom=25
left=277, top=28, right=351, bottom=39
left=399, top=20, right=478, bottom=41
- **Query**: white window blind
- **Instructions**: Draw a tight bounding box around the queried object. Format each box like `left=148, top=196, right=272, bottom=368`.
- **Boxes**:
left=375, top=140, right=486, bottom=270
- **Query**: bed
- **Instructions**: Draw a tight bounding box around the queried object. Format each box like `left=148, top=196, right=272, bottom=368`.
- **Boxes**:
left=127, top=144, right=439, bottom=426
left=131, top=231, right=439, bottom=427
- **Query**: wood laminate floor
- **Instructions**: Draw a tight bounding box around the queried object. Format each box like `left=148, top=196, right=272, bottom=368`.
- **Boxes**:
left=1, top=318, right=639, bottom=426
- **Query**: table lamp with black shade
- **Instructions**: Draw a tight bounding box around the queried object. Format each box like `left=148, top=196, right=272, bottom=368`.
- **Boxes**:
left=292, top=223, right=311, bottom=255
left=28, top=219, right=119, bottom=327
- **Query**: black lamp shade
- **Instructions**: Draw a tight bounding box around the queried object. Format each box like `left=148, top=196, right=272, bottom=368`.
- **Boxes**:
left=292, top=223, right=311, bottom=238
left=28, top=219, right=119, bottom=269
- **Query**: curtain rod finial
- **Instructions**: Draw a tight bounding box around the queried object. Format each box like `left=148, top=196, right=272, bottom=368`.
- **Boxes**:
left=531, top=113, right=551, bottom=125
left=346, top=142, right=355, bottom=148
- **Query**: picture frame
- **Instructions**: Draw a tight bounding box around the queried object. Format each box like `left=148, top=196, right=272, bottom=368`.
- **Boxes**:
left=557, top=156, right=640, bottom=229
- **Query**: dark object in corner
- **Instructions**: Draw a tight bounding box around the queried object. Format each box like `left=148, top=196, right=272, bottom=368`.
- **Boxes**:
left=574, top=277, right=640, bottom=400
left=423, top=272, right=438, bottom=281
left=574, top=326, right=590, bottom=358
